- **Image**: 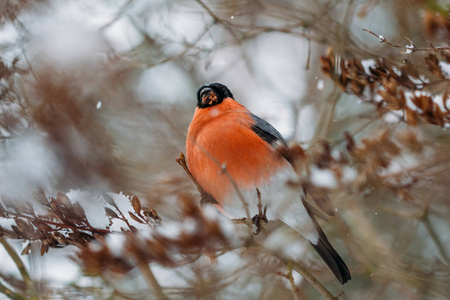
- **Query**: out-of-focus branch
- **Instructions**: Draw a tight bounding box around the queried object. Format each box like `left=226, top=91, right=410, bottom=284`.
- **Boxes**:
left=421, top=206, right=449, bottom=263
left=0, top=238, right=39, bottom=300
left=135, top=260, right=168, bottom=300
left=99, top=0, right=134, bottom=31
left=176, top=153, right=205, bottom=196
left=285, top=262, right=301, bottom=300
left=0, top=282, right=26, bottom=300
left=284, top=259, right=341, bottom=300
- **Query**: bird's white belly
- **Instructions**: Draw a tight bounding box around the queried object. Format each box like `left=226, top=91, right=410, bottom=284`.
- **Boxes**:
left=219, top=166, right=319, bottom=243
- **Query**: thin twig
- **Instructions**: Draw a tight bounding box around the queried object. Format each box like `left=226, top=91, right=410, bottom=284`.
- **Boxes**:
left=305, top=36, right=311, bottom=70
left=286, top=261, right=301, bottom=300
left=362, top=29, right=450, bottom=52
left=231, top=218, right=248, bottom=225
left=176, top=153, right=205, bottom=195
left=0, top=238, right=39, bottom=300
left=284, top=259, right=340, bottom=300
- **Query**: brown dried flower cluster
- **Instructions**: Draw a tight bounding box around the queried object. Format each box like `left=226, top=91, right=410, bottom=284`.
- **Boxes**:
left=0, top=190, right=161, bottom=256
left=76, top=195, right=229, bottom=276
left=320, top=47, right=450, bottom=127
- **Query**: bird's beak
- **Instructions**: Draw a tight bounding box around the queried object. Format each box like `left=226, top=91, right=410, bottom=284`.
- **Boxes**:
left=201, top=91, right=217, bottom=106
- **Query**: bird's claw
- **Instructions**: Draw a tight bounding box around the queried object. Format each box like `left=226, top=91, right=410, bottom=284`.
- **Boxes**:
left=252, top=205, right=268, bottom=235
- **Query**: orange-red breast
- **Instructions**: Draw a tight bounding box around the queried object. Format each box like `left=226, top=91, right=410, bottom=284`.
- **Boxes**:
left=186, top=82, right=351, bottom=284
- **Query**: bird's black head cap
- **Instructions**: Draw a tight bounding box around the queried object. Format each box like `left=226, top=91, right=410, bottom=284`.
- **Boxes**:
left=196, top=83, right=234, bottom=108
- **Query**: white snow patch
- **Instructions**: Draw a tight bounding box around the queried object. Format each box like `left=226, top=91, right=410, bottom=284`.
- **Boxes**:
left=408, top=75, right=425, bottom=86
left=342, top=166, right=357, bottom=183
left=309, top=167, right=337, bottom=188
left=0, top=135, right=59, bottom=201
left=405, top=43, right=414, bottom=54
left=383, top=110, right=403, bottom=123
left=0, top=218, right=16, bottom=230
left=105, top=234, right=127, bottom=257
left=361, top=59, right=377, bottom=74
left=316, top=79, right=324, bottom=90
left=419, top=75, right=429, bottom=83
left=0, top=23, right=19, bottom=45
left=392, top=66, right=402, bottom=76
left=439, top=61, right=450, bottom=78
left=156, top=222, right=183, bottom=240
left=96, top=101, right=102, bottom=109
left=432, top=95, right=446, bottom=111
left=404, top=90, right=434, bottom=114
left=66, top=190, right=149, bottom=231
left=374, top=92, right=384, bottom=103
left=183, top=218, right=197, bottom=235
left=380, top=153, right=418, bottom=176
left=66, top=190, right=109, bottom=229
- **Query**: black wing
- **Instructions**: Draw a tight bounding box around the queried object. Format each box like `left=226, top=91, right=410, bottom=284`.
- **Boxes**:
left=250, top=113, right=287, bottom=147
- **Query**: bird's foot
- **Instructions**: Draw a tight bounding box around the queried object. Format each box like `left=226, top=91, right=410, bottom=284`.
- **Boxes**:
left=252, top=205, right=268, bottom=235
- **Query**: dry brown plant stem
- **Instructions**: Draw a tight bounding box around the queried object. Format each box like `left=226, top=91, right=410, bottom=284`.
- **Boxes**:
left=0, top=238, right=39, bottom=300
left=135, top=259, right=169, bottom=300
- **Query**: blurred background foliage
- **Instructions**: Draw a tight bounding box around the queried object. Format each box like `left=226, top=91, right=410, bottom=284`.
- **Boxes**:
left=0, top=0, right=449, bottom=299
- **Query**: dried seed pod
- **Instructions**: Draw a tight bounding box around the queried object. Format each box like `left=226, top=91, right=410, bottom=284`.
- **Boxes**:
left=131, top=195, right=142, bottom=215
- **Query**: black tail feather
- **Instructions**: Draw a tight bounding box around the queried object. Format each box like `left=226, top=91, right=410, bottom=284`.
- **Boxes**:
left=301, top=196, right=351, bottom=284
left=310, top=233, right=351, bottom=284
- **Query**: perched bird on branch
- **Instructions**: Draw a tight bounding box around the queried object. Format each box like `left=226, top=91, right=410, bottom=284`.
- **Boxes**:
left=186, top=82, right=351, bottom=284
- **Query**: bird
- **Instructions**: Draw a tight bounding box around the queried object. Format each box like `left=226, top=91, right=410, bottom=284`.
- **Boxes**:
left=186, top=82, right=351, bottom=284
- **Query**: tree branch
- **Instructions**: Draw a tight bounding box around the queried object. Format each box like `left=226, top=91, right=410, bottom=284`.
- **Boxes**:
left=0, top=281, right=26, bottom=300
left=0, top=238, right=39, bottom=300
left=362, top=29, right=450, bottom=53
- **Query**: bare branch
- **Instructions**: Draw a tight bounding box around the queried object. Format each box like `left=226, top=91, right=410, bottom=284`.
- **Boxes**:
left=362, top=29, right=450, bottom=52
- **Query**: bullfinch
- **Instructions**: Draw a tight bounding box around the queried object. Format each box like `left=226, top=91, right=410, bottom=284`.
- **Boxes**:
left=186, top=83, right=351, bottom=284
